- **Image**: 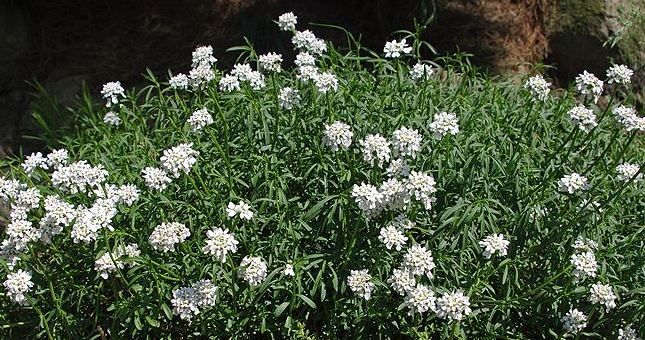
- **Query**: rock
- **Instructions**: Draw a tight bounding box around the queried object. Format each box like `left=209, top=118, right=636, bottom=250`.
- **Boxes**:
left=0, top=2, right=29, bottom=89
left=547, top=0, right=645, bottom=96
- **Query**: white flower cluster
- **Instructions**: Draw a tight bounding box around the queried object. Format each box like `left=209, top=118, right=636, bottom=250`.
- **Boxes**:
left=3, top=269, right=34, bottom=305
left=360, top=134, right=391, bottom=167
left=409, top=63, right=434, bottom=81
left=223, top=63, right=266, bottom=91
left=351, top=183, right=383, bottom=216
left=0, top=178, right=26, bottom=203
left=160, top=143, right=199, bottom=178
left=388, top=268, right=416, bottom=296
left=378, top=222, right=408, bottom=251
left=383, top=39, right=412, bottom=58
left=435, top=290, right=472, bottom=322
left=570, top=250, right=598, bottom=282
left=575, top=71, right=603, bottom=103
left=392, top=126, right=422, bottom=158
left=202, top=227, right=238, bottom=262
left=479, top=234, right=510, bottom=259
left=103, top=111, right=121, bottom=126
left=192, top=45, right=217, bottom=68
left=101, top=81, right=125, bottom=107
left=562, top=308, right=587, bottom=334
left=404, top=284, right=436, bottom=315
left=347, top=269, right=374, bottom=300
left=258, top=52, right=283, bottom=73
left=406, top=170, right=437, bottom=210
left=277, top=12, right=297, bottom=31
left=616, top=162, right=642, bottom=183
left=169, top=73, right=189, bottom=90
left=5, top=219, right=40, bottom=252
left=557, top=172, right=589, bottom=194
left=142, top=166, right=172, bottom=191
left=568, top=105, right=597, bottom=132
left=46, top=149, right=69, bottom=169
left=94, top=244, right=140, bottom=279
left=618, top=326, right=642, bottom=340
left=187, top=108, right=214, bottom=133
left=71, top=198, right=118, bottom=243
left=52, top=160, right=108, bottom=194
left=39, top=195, right=76, bottom=243
left=22, top=152, right=48, bottom=174
left=292, top=30, right=327, bottom=56
left=278, top=87, right=301, bottom=110
left=613, top=105, right=645, bottom=133
left=387, top=158, right=410, bottom=177
left=148, top=222, right=191, bottom=252
left=323, top=121, right=353, bottom=151
left=226, top=201, right=253, bottom=220
left=188, top=45, right=217, bottom=89
left=218, top=74, right=240, bottom=92
left=403, top=244, right=436, bottom=278
left=283, top=263, right=295, bottom=277
left=238, top=256, right=268, bottom=285
left=606, top=64, right=633, bottom=86
left=573, top=236, right=598, bottom=253
left=429, top=112, right=460, bottom=139
left=171, top=279, right=218, bottom=321
left=295, top=51, right=315, bottom=68
left=314, top=72, right=339, bottom=93
left=589, top=282, right=617, bottom=312
left=524, top=74, right=551, bottom=101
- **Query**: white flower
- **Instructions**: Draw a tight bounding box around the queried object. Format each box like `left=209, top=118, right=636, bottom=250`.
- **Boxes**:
left=379, top=178, right=410, bottom=210
left=22, top=152, right=49, bottom=174
left=406, top=171, right=437, bottom=210
left=606, top=64, right=633, bottom=86
left=294, top=52, right=315, bottom=67
left=40, top=195, right=76, bottom=242
left=323, top=121, right=353, bottom=151
left=149, top=222, right=191, bottom=252
left=231, top=63, right=253, bottom=81
left=618, top=326, right=641, bottom=340
left=258, top=52, right=283, bottom=73
left=388, top=268, right=416, bottom=296
left=51, top=160, right=108, bottom=194
left=114, top=184, right=140, bottom=206
left=292, top=30, right=327, bottom=55
left=524, top=74, right=551, bottom=101
left=278, top=87, right=301, bottom=110
left=570, top=251, right=598, bottom=282
left=404, top=284, right=436, bottom=315
left=589, top=282, right=617, bottom=312
left=351, top=182, right=384, bottom=216
left=0, top=178, right=25, bottom=203
left=202, top=227, right=238, bottom=263
left=169, top=73, right=189, bottom=90
left=435, top=290, right=472, bottom=322
left=360, top=134, right=391, bottom=167
left=247, top=71, right=266, bottom=90
left=378, top=223, right=408, bottom=250
left=160, top=143, right=199, bottom=178
left=387, top=159, right=410, bottom=178
left=3, top=269, right=34, bottom=305
left=142, top=166, right=172, bottom=191
left=101, top=81, right=125, bottom=107
left=410, top=63, right=434, bottom=81
left=392, top=126, right=422, bottom=158
left=297, top=65, right=319, bottom=81
left=226, top=201, right=253, bottom=220
left=46, top=149, right=69, bottom=169
left=13, top=187, right=41, bottom=212
left=613, top=105, right=645, bottom=133
left=218, top=74, right=240, bottom=92
left=171, top=279, right=217, bottom=321
left=0, top=240, right=22, bottom=269
left=403, top=244, right=435, bottom=278
left=479, top=234, right=510, bottom=259
left=277, top=12, right=297, bottom=31
left=557, top=173, right=589, bottom=194
left=283, top=263, right=295, bottom=277
left=562, top=308, right=587, bottom=334
left=568, top=105, right=597, bottom=132
left=103, top=111, right=121, bottom=126
left=71, top=198, right=117, bottom=243
left=238, top=256, right=268, bottom=285
left=616, top=163, right=641, bottom=182
left=94, top=243, right=140, bottom=279
left=429, top=111, right=459, bottom=139
left=189, top=64, right=214, bottom=88
left=347, top=269, right=374, bottom=300
left=6, top=219, right=41, bottom=251
left=191, top=45, right=217, bottom=68
left=573, top=236, right=598, bottom=253
left=383, top=39, right=412, bottom=58
left=575, top=70, right=604, bottom=103
left=314, top=72, right=338, bottom=93
left=187, top=108, right=214, bottom=133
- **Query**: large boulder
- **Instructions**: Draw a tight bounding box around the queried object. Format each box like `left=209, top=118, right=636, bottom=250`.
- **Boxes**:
left=547, top=0, right=645, bottom=98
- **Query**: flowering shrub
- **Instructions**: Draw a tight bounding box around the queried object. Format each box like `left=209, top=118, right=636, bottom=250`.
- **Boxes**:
left=1, top=12, right=644, bottom=339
